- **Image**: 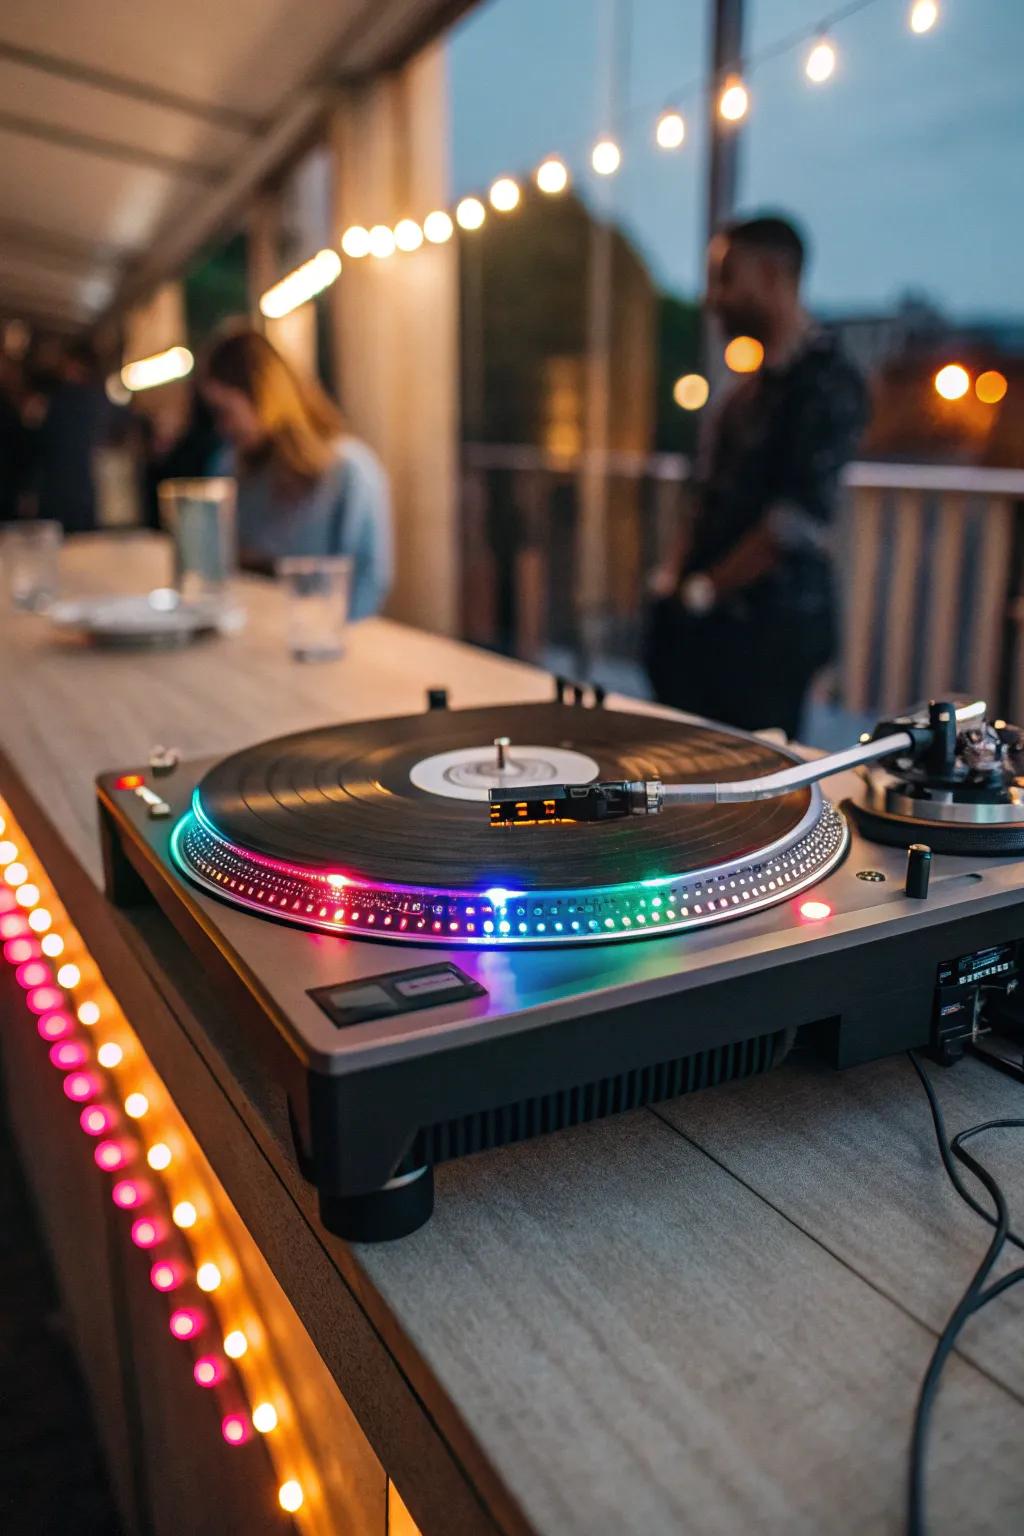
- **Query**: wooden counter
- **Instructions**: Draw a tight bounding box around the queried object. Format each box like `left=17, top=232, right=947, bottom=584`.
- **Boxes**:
left=3, top=533, right=1024, bottom=1535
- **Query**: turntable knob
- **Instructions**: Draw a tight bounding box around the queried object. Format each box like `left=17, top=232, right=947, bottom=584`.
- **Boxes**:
left=494, top=737, right=511, bottom=771
left=905, top=843, right=932, bottom=900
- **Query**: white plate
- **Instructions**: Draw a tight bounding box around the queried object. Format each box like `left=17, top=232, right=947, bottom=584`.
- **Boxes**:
left=48, top=589, right=226, bottom=647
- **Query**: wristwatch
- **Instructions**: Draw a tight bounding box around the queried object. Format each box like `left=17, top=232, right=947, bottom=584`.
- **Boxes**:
left=679, top=572, right=716, bottom=615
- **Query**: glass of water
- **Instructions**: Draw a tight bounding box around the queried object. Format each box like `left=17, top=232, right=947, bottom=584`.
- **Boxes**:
left=0, top=520, right=62, bottom=610
left=157, top=478, right=237, bottom=604
left=278, top=555, right=352, bottom=662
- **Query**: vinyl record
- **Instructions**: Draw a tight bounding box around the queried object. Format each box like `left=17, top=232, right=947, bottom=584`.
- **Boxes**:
left=173, top=702, right=847, bottom=945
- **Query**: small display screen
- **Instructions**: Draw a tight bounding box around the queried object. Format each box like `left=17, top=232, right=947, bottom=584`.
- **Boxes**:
left=310, top=964, right=486, bottom=1028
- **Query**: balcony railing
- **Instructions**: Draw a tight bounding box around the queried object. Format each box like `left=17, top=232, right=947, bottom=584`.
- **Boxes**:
left=461, top=445, right=1024, bottom=722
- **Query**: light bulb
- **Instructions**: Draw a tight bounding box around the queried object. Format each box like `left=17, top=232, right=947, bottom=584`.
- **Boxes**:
left=367, top=224, right=396, bottom=259
left=535, top=157, right=569, bottom=195
left=423, top=210, right=454, bottom=244
left=719, top=76, right=749, bottom=122
left=455, top=197, right=486, bottom=231
left=56, top=962, right=81, bottom=988
left=124, top=1092, right=149, bottom=1119
left=16, top=884, right=39, bottom=907
left=252, top=1402, right=279, bottom=1434
left=278, top=1482, right=304, bottom=1513
left=394, top=218, right=424, bottom=252
left=172, top=1200, right=197, bottom=1229
left=223, top=1329, right=248, bottom=1359
left=591, top=138, right=621, bottom=176
left=674, top=374, right=710, bottom=411
left=805, top=39, right=836, bottom=84
left=221, top=1413, right=250, bottom=1446
left=97, top=1042, right=123, bottom=1068
left=40, top=933, right=64, bottom=956
left=340, top=225, right=370, bottom=258
left=146, top=1142, right=172, bottom=1171
left=489, top=177, right=521, bottom=212
left=934, top=363, right=970, bottom=400
left=193, top=1356, right=223, bottom=1386
left=28, top=908, right=52, bottom=932
left=655, top=110, right=686, bottom=149
left=196, top=1262, right=222, bottom=1293
left=77, top=1001, right=100, bottom=1025
left=169, top=1307, right=203, bottom=1341
left=910, top=0, right=939, bottom=34
left=3, top=859, right=26, bottom=883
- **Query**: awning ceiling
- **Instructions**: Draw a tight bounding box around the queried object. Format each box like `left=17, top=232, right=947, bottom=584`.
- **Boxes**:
left=0, top=0, right=470, bottom=332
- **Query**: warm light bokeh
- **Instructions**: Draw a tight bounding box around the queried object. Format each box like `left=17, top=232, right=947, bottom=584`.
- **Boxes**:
left=805, top=40, right=837, bottom=84
left=718, top=77, right=749, bottom=122
left=934, top=363, right=970, bottom=400
left=655, top=110, right=686, bottom=149
left=976, top=370, right=1008, bottom=405
left=535, top=157, right=569, bottom=194
left=590, top=138, right=621, bottom=176
left=724, top=336, right=764, bottom=374
left=673, top=374, right=710, bottom=411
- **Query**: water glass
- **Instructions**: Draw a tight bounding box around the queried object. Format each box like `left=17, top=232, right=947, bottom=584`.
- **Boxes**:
left=157, top=478, right=237, bottom=604
left=0, top=520, right=62, bottom=611
left=278, top=555, right=352, bottom=662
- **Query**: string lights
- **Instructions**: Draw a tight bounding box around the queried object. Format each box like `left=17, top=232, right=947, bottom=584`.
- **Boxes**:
left=250, top=0, right=946, bottom=329
left=0, top=799, right=316, bottom=1525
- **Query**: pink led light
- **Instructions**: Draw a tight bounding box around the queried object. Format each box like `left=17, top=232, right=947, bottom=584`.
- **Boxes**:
left=221, top=1413, right=251, bottom=1446
left=193, top=1355, right=224, bottom=1388
left=0, top=886, right=16, bottom=913
left=169, top=1307, right=203, bottom=1341
left=27, top=984, right=64, bottom=1015
left=63, top=1071, right=100, bottom=1103
left=0, top=912, right=29, bottom=939
left=130, top=1217, right=161, bottom=1249
left=16, top=959, right=51, bottom=989
left=4, top=936, right=38, bottom=964
left=112, top=1179, right=148, bottom=1210
left=38, top=1011, right=73, bottom=1041
left=150, top=1260, right=183, bottom=1293
left=49, top=1039, right=88, bottom=1070
left=95, top=1139, right=132, bottom=1172
left=80, top=1105, right=113, bottom=1137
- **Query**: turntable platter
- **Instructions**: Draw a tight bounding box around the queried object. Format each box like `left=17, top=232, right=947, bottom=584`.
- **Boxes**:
left=172, top=703, right=847, bottom=945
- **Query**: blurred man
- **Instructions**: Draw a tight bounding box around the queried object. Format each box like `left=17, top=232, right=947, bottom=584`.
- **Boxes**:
left=646, top=214, right=867, bottom=738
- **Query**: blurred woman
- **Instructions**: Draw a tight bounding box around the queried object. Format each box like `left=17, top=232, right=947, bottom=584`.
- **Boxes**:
left=201, top=327, right=391, bottom=618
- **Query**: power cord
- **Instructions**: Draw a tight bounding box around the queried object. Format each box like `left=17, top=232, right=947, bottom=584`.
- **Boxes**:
left=906, top=1050, right=1024, bottom=1536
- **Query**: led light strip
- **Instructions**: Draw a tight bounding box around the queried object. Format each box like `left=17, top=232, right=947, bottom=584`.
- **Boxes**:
left=0, top=802, right=312, bottom=1523
left=172, top=791, right=849, bottom=946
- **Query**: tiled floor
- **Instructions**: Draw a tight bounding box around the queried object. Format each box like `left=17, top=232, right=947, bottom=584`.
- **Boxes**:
left=0, top=1080, right=123, bottom=1536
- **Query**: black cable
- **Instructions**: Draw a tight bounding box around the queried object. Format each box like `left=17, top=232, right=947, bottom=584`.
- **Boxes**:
left=906, top=1051, right=1024, bottom=1536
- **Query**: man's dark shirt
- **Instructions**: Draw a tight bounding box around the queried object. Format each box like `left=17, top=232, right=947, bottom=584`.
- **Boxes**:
left=686, top=330, right=867, bottom=617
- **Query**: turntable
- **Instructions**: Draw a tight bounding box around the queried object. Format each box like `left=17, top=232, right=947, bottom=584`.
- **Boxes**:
left=98, top=688, right=1024, bottom=1239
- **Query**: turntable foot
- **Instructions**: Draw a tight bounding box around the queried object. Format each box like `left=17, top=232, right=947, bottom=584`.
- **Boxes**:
left=318, top=1165, right=434, bottom=1243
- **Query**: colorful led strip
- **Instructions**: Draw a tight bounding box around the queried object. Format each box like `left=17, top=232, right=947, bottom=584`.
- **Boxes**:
left=172, top=788, right=849, bottom=946
left=0, top=798, right=384, bottom=1528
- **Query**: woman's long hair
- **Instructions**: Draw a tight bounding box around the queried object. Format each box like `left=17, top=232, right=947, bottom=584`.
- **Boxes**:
left=202, top=325, right=343, bottom=487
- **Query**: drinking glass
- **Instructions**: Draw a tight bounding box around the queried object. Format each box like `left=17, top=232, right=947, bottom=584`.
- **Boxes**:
left=278, top=555, right=352, bottom=662
left=157, top=478, right=237, bottom=604
left=0, top=520, right=62, bottom=610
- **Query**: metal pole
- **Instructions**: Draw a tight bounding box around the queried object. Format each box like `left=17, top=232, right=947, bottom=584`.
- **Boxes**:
left=576, top=0, right=630, bottom=675
left=702, top=0, right=745, bottom=378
